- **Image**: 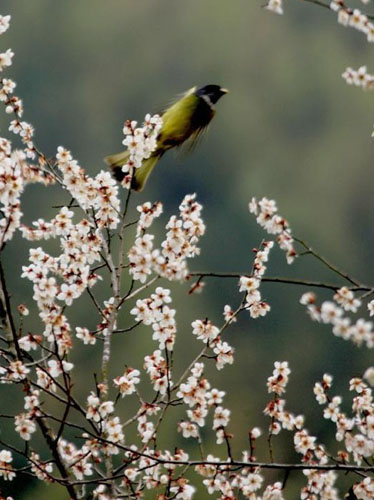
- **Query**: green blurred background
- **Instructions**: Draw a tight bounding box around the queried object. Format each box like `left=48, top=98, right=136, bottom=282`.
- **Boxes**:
left=1, top=0, right=374, bottom=498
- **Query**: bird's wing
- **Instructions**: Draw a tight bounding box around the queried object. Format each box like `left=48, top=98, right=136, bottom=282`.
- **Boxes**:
left=176, top=120, right=212, bottom=156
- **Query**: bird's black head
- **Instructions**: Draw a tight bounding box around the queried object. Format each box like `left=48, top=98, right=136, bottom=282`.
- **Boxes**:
left=195, top=84, right=228, bottom=105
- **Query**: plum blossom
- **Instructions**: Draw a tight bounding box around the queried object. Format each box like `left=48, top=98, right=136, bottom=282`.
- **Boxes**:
left=113, top=367, right=140, bottom=396
left=249, top=197, right=296, bottom=263
left=265, top=0, right=283, bottom=14
left=0, top=450, right=15, bottom=481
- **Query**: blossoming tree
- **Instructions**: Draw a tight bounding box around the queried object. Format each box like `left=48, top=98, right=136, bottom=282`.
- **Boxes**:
left=1, top=7, right=374, bottom=500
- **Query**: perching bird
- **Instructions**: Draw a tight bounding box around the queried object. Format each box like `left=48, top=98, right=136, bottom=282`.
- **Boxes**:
left=105, top=84, right=228, bottom=192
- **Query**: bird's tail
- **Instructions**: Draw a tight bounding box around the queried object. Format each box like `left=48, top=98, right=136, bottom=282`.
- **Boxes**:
left=105, top=150, right=163, bottom=192
left=104, top=150, right=130, bottom=182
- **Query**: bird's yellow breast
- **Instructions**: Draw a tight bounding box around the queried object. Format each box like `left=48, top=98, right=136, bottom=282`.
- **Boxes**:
left=157, top=91, right=200, bottom=149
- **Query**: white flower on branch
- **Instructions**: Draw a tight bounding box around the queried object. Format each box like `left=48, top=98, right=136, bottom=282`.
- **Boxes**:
left=0, top=150, right=26, bottom=243
left=0, top=449, right=15, bottom=481
left=353, top=477, right=374, bottom=500
left=223, top=304, right=236, bottom=323
left=187, top=404, right=208, bottom=427
left=0, top=78, right=15, bottom=102
left=294, top=429, right=317, bottom=455
left=329, top=2, right=374, bottom=43
left=102, top=416, right=124, bottom=448
left=314, top=382, right=328, bottom=405
left=213, top=406, right=230, bottom=429
left=241, top=472, right=263, bottom=495
left=323, top=396, right=342, bottom=422
left=178, top=421, right=199, bottom=438
left=0, top=15, right=11, bottom=35
left=239, top=241, right=273, bottom=318
left=58, top=439, right=94, bottom=479
left=144, top=349, right=171, bottom=395
left=177, top=365, right=210, bottom=408
left=113, top=367, right=140, bottom=396
left=130, top=287, right=177, bottom=350
left=57, top=283, right=80, bottom=306
left=301, top=292, right=374, bottom=348
left=334, top=286, right=361, bottom=312
left=191, top=318, right=219, bottom=343
left=120, top=114, right=163, bottom=184
left=169, top=482, right=196, bottom=500
left=342, top=65, right=374, bottom=90
left=30, top=452, right=53, bottom=483
left=4, top=360, right=29, bottom=382
left=368, top=299, right=374, bottom=316
left=0, top=49, right=14, bottom=71
left=249, top=197, right=296, bottom=263
left=129, top=194, right=205, bottom=282
left=213, top=340, right=234, bottom=370
left=15, top=413, right=36, bottom=441
left=136, top=201, right=163, bottom=236
left=47, top=359, right=73, bottom=378
left=301, top=469, right=338, bottom=499
left=24, top=390, right=40, bottom=412
left=267, top=361, right=291, bottom=395
left=137, top=415, right=155, bottom=443
left=76, top=326, right=96, bottom=345
left=265, top=0, right=283, bottom=15
left=36, top=367, right=56, bottom=392
left=263, top=482, right=285, bottom=500
left=56, top=147, right=120, bottom=228
left=364, top=367, right=374, bottom=386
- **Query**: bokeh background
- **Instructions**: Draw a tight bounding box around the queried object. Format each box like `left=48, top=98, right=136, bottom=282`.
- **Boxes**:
left=1, top=0, right=374, bottom=498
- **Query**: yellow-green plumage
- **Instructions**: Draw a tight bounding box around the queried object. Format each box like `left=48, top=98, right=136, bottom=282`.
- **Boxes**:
left=105, top=85, right=227, bottom=191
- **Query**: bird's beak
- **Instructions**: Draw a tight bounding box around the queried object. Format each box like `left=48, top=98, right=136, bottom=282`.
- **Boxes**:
left=220, top=88, right=229, bottom=94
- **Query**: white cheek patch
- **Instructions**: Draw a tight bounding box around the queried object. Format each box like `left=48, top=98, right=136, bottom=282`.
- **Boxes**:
left=200, top=94, right=214, bottom=109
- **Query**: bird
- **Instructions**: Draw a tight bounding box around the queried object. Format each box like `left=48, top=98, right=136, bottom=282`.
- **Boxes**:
left=105, top=84, right=228, bottom=192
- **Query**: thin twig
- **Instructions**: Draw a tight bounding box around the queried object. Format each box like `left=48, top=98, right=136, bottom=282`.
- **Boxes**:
left=187, top=272, right=371, bottom=292
left=295, top=237, right=360, bottom=286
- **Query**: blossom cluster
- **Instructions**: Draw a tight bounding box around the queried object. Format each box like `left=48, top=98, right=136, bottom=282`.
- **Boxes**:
left=113, top=367, right=140, bottom=397
left=136, top=200, right=163, bottom=236
left=85, top=392, right=124, bottom=455
left=0, top=14, right=51, bottom=170
left=131, top=286, right=176, bottom=350
left=119, top=114, right=163, bottom=187
left=20, top=211, right=103, bottom=354
left=56, top=147, right=121, bottom=229
left=0, top=139, right=53, bottom=244
left=264, top=362, right=304, bottom=435
left=264, top=363, right=341, bottom=498
left=239, top=240, right=273, bottom=318
left=58, top=439, right=94, bottom=480
left=313, top=372, right=374, bottom=499
left=159, top=193, right=206, bottom=280
left=191, top=319, right=234, bottom=369
left=0, top=359, right=29, bottom=383
left=249, top=197, right=296, bottom=264
left=29, top=452, right=53, bottom=483
left=129, top=193, right=205, bottom=282
left=143, top=349, right=171, bottom=397
left=0, top=14, right=57, bottom=247
left=330, top=1, right=374, bottom=43
left=300, top=289, right=374, bottom=348
left=177, top=362, right=231, bottom=445
left=115, top=447, right=196, bottom=498
left=342, top=65, right=374, bottom=90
